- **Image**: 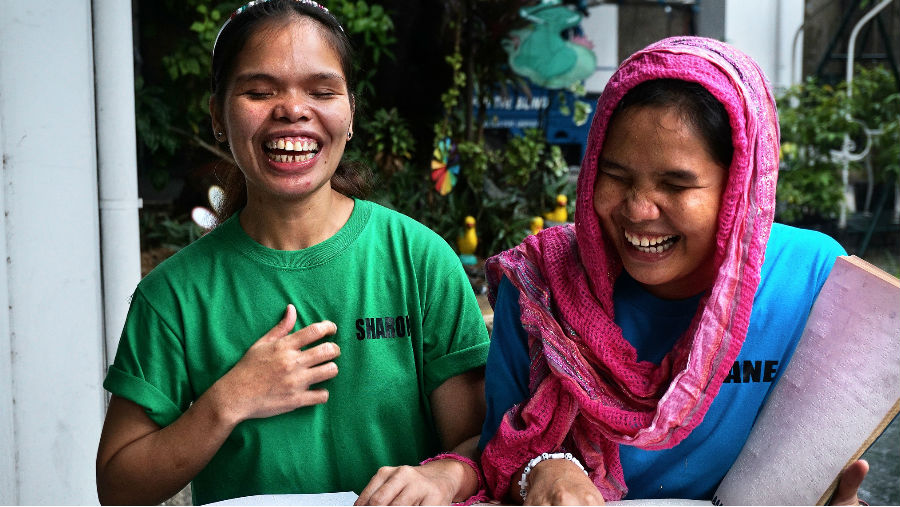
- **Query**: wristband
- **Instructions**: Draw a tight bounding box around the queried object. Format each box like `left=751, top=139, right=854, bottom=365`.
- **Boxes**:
left=518, top=452, right=588, bottom=501
left=420, top=452, right=489, bottom=506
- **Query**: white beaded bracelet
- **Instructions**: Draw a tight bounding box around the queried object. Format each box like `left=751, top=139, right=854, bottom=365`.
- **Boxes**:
left=518, top=452, right=588, bottom=501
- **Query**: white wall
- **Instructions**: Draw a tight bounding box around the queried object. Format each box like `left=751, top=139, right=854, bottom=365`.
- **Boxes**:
left=723, top=0, right=805, bottom=93
left=583, top=3, right=619, bottom=95
left=0, top=0, right=107, bottom=503
left=582, top=1, right=804, bottom=96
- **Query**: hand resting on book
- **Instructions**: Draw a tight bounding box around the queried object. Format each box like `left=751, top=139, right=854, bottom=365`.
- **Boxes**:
left=522, top=457, right=605, bottom=505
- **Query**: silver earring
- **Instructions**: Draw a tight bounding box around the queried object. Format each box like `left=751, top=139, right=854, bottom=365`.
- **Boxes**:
left=347, top=131, right=353, bottom=141
left=216, top=131, right=224, bottom=141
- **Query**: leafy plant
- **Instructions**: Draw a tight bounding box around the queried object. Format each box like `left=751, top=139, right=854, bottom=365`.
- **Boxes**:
left=140, top=210, right=206, bottom=251
left=775, top=65, right=899, bottom=224
left=481, top=129, right=572, bottom=253
left=371, top=1, right=577, bottom=258
left=134, top=0, right=240, bottom=192
left=848, top=65, right=900, bottom=182
left=331, top=0, right=397, bottom=98
left=134, top=76, right=181, bottom=189
left=363, top=107, right=416, bottom=178
left=377, top=126, right=573, bottom=257
left=557, top=82, right=593, bottom=127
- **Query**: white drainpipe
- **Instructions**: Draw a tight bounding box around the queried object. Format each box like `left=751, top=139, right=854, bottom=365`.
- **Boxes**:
left=92, top=0, right=143, bottom=364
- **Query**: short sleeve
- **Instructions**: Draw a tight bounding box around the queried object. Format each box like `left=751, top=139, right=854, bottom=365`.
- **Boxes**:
left=421, top=244, right=490, bottom=395
left=103, top=289, right=192, bottom=427
left=760, top=224, right=847, bottom=310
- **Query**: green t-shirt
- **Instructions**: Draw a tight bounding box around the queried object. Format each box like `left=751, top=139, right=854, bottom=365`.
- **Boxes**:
left=104, top=199, right=489, bottom=505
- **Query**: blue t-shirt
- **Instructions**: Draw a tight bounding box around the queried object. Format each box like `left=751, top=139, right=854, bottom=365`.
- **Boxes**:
left=480, top=223, right=846, bottom=500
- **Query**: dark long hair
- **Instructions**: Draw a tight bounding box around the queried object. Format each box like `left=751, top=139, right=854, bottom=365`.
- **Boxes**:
left=611, top=78, right=734, bottom=169
left=210, top=0, right=372, bottom=220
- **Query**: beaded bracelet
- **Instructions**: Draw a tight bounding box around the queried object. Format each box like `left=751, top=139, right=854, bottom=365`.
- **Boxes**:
left=420, top=452, right=489, bottom=506
left=518, top=452, right=588, bottom=501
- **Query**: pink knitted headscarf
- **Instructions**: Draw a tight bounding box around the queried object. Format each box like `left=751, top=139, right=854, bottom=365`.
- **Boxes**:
left=480, top=36, right=780, bottom=501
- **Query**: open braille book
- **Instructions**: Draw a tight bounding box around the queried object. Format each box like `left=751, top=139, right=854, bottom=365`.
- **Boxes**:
left=711, top=255, right=900, bottom=506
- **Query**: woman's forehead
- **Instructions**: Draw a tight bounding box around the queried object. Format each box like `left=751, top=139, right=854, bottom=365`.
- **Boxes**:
left=242, top=16, right=331, bottom=55
left=232, top=16, right=344, bottom=77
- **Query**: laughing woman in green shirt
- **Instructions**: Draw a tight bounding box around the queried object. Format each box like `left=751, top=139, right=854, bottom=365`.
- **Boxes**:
left=95, top=1, right=489, bottom=504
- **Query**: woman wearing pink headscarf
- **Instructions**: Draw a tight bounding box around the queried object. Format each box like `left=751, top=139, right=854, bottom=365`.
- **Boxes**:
left=478, top=37, right=868, bottom=504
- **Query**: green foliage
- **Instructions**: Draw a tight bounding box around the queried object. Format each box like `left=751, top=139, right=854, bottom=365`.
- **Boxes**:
left=375, top=127, right=573, bottom=257
left=135, top=0, right=241, bottom=192
left=334, top=0, right=395, bottom=55
left=367, top=108, right=414, bottom=159
left=775, top=65, right=900, bottom=224
left=502, top=129, right=565, bottom=184
left=370, top=28, right=575, bottom=256
left=572, top=98, right=593, bottom=127
left=457, top=141, right=493, bottom=187
left=374, top=1, right=577, bottom=258
left=479, top=132, right=572, bottom=254
left=161, top=2, right=239, bottom=119
left=848, top=65, right=900, bottom=181
left=362, top=107, right=416, bottom=177
left=140, top=210, right=206, bottom=251
left=433, top=51, right=467, bottom=142
left=556, top=83, right=592, bottom=127
left=501, top=134, right=540, bottom=183
left=776, top=80, right=849, bottom=223
left=330, top=0, right=396, bottom=98
left=134, top=76, right=180, bottom=190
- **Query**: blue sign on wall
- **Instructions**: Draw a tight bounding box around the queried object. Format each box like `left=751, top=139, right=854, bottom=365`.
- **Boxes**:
left=480, top=83, right=597, bottom=163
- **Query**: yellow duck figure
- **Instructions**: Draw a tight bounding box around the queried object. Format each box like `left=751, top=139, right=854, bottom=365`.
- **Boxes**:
left=457, top=215, right=478, bottom=265
left=543, top=194, right=569, bottom=223
left=530, top=216, right=544, bottom=235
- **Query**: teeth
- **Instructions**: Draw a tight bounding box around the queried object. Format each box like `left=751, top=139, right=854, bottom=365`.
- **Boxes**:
left=624, top=231, right=676, bottom=253
left=266, top=137, right=319, bottom=153
left=266, top=152, right=316, bottom=163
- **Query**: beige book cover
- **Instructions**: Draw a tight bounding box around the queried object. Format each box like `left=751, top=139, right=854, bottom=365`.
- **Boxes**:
left=712, top=256, right=900, bottom=506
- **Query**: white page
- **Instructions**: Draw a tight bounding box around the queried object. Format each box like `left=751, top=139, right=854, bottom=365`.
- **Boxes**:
left=206, top=491, right=359, bottom=506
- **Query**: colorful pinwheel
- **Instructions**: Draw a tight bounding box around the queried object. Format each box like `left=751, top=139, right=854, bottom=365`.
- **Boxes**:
left=430, top=137, right=459, bottom=196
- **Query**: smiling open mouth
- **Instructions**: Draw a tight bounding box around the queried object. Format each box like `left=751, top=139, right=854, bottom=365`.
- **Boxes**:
left=624, top=231, right=679, bottom=254
left=264, top=137, right=319, bottom=163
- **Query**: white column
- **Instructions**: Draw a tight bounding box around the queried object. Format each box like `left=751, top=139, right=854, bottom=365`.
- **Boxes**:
left=0, top=87, right=15, bottom=504
left=0, top=0, right=107, bottom=503
left=93, top=0, right=142, bottom=363
left=775, top=0, right=806, bottom=92
left=724, top=0, right=804, bottom=93
left=583, top=3, right=619, bottom=95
